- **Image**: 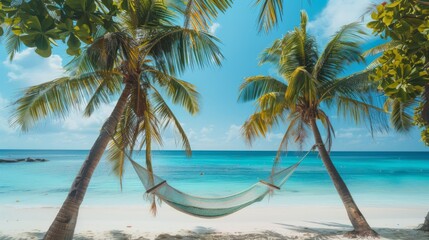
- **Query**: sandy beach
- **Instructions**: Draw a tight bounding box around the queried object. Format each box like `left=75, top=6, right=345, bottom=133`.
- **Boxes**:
left=1, top=151, right=429, bottom=239
left=1, top=202, right=428, bottom=239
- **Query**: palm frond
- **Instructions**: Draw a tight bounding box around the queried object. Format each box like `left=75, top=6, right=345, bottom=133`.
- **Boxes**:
left=107, top=96, right=140, bottom=187
left=285, top=66, right=317, bottom=104
left=317, top=110, right=335, bottom=152
left=170, top=0, right=232, bottom=31
left=151, top=87, right=192, bottom=155
left=254, top=0, right=284, bottom=32
left=144, top=68, right=200, bottom=114
left=313, top=22, right=366, bottom=84
left=275, top=115, right=299, bottom=161
left=257, top=92, right=287, bottom=115
left=238, top=75, right=287, bottom=103
left=242, top=109, right=284, bottom=145
left=121, top=0, right=175, bottom=32
left=4, top=27, right=22, bottom=61
left=141, top=26, right=223, bottom=75
left=363, top=41, right=402, bottom=69
left=83, top=71, right=124, bottom=116
left=67, top=32, right=138, bottom=74
left=11, top=75, right=104, bottom=131
left=422, top=86, right=429, bottom=124
left=362, top=41, right=401, bottom=57
left=319, top=69, right=376, bottom=104
left=268, top=13, right=318, bottom=80
left=336, top=96, right=388, bottom=135
left=107, top=117, right=128, bottom=189
left=242, top=112, right=270, bottom=145
left=384, top=98, right=414, bottom=132
left=259, top=37, right=284, bottom=67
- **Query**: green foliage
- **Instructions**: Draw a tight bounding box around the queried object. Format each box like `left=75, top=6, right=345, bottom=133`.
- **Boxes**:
left=368, top=0, right=429, bottom=145
left=0, top=0, right=300, bottom=59
left=240, top=11, right=387, bottom=157
left=415, top=103, right=429, bottom=145
left=0, top=0, right=120, bottom=58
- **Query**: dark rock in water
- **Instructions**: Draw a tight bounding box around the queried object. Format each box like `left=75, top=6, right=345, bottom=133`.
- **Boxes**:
left=0, top=158, right=48, bottom=163
left=0, top=159, right=19, bottom=163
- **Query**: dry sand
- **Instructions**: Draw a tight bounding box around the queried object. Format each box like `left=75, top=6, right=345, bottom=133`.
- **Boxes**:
left=1, top=203, right=428, bottom=239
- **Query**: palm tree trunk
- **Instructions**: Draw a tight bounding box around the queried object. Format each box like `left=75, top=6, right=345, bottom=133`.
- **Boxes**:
left=44, top=84, right=132, bottom=240
left=419, top=211, right=429, bottom=231
left=309, top=118, right=378, bottom=237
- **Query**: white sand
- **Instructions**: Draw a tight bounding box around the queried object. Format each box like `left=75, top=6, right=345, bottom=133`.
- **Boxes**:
left=1, top=202, right=428, bottom=239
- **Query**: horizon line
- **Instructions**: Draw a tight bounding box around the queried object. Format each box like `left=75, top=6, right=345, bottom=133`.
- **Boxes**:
left=0, top=149, right=428, bottom=153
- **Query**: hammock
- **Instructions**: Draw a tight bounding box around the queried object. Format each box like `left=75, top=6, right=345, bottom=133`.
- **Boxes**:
left=129, top=154, right=306, bottom=218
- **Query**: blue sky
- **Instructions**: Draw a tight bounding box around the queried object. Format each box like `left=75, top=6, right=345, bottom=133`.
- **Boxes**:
left=0, top=0, right=427, bottom=151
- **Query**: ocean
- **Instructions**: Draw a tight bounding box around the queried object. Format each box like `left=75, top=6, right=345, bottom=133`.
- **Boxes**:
left=0, top=150, right=428, bottom=208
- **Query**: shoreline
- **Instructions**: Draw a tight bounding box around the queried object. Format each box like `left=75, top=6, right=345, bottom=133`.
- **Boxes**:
left=2, top=204, right=428, bottom=239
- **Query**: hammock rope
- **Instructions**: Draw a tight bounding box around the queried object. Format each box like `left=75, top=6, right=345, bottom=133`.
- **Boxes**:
left=128, top=151, right=308, bottom=218
left=104, top=126, right=314, bottom=218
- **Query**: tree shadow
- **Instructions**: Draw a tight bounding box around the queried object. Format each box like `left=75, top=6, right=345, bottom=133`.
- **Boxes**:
left=276, top=221, right=429, bottom=240
left=0, top=235, right=15, bottom=240
left=105, top=230, right=149, bottom=240
left=154, top=230, right=289, bottom=239
left=193, top=226, right=216, bottom=234
left=276, top=222, right=345, bottom=240
left=2, top=225, right=427, bottom=240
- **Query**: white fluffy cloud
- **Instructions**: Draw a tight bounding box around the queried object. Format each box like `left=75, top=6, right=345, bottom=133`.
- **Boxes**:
left=266, top=132, right=283, bottom=142
left=60, top=103, right=115, bottom=132
left=225, top=124, right=241, bottom=142
left=188, top=125, right=215, bottom=144
left=3, top=48, right=65, bottom=86
left=308, top=0, right=382, bottom=40
left=209, top=22, right=221, bottom=35
left=336, top=127, right=365, bottom=139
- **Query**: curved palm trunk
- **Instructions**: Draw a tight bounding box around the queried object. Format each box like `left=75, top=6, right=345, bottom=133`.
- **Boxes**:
left=419, top=212, right=429, bottom=231
left=44, top=84, right=132, bottom=240
left=309, top=119, right=378, bottom=237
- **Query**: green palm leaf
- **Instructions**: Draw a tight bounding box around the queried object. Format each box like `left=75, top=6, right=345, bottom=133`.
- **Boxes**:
left=385, top=99, right=414, bottom=132
left=254, top=0, right=284, bottom=32
left=171, top=0, right=232, bottom=31
left=238, top=75, right=287, bottom=102
left=141, top=26, right=223, bottom=75
left=83, top=71, right=124, bottom=117
left=12, top=74, right=105, bottom=131
left=336, top=96, right=388, bottom=135
left=314, top=22, right=366, bottom=84
left=362, top=41, right=401, bottom=57
left=4, top=27, right=22, bottom=61
left=151, top=87, right=192, bottom=155
left=142, top=64, right=200, bottom=114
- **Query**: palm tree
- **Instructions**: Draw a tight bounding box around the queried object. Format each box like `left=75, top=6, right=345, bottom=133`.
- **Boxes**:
left=238, top=11, right=387, bottom=237
left=11, top=1, right=223, bottom=239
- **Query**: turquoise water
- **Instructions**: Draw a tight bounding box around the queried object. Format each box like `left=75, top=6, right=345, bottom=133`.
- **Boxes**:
left=0, top=150, right=428, bottom=208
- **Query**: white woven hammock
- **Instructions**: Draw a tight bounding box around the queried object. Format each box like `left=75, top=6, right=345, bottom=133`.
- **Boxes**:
left=130, top=156, right=304, bottom=218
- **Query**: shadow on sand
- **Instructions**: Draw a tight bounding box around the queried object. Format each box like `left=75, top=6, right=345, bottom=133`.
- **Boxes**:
left=1, top=223, right=428, bottom=240
left=276, top=221, right=429, bottom=240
